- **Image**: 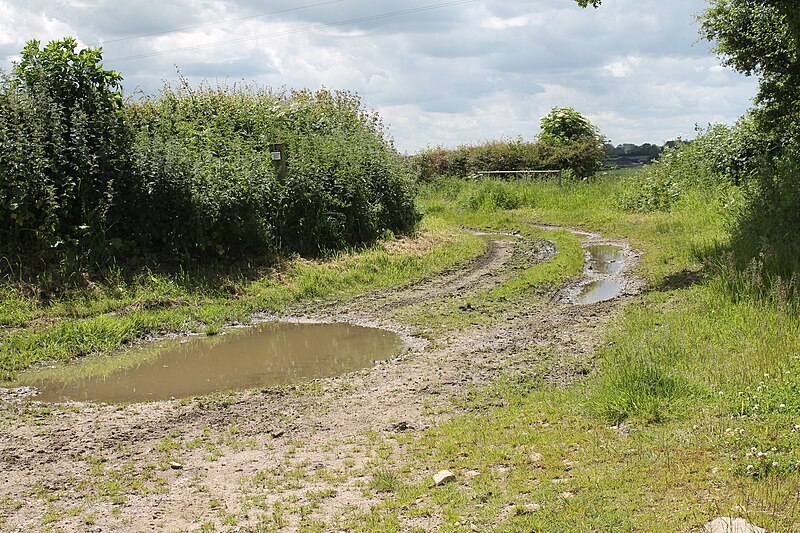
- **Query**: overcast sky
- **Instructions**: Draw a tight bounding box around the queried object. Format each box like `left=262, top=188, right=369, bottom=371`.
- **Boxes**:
left=0, top=0, right=757, bottom=153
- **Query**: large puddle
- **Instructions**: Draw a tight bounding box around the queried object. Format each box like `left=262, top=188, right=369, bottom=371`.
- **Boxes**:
left=15, top=322, right=403, bottom=403
left=573, top=244, right=626, bottom=305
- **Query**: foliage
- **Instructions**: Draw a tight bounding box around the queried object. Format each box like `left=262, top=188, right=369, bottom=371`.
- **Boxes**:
left=0, top=38, right=132, bottom=271
left=539, top=106, right=601, bottom=144
left=699, top=1, right=800, bottom=292
left=0, top=39, right=419, bottom=279
left=125, top=82, right=418, bottom=260
left=617, top=122, right=756, bottom=212
left=701, top=0, right=800, bottom=141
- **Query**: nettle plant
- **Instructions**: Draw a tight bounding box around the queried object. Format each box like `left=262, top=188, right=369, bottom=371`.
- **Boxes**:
left=0, top=37, right=132, bottom=269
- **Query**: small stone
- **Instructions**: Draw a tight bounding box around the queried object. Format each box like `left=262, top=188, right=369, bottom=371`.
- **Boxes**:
left=560, top=491, right=575, bottom=499
left=433, top=470, right=456, bottom=486
left=169, top=461, right=183, bottom=470
left=704, top=517, right=765, bottom=533
left=464, top=470, right=481, bottom=479
left=530, top=452, right=544, bottom=463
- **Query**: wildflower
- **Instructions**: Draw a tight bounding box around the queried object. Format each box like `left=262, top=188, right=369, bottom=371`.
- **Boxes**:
left=772, top=462, right=780, bottom=468
left=757, top=451, right=767, bottom=459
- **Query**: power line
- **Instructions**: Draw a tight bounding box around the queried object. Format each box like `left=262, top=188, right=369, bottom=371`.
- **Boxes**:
left=86, top=0, right=350, bottom=46
left=104, top=0, right=479, bottom=64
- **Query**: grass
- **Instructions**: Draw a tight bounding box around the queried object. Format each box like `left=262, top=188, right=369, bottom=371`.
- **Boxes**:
left=347, top=174, right=799, bottom=532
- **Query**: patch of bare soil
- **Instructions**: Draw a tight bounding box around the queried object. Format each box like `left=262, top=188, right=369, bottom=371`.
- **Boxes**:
left=0, top=226, right=642, bottom=532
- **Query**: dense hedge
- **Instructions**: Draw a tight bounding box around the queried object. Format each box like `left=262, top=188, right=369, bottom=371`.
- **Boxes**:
left=411, top=137, right=606, bottom=182
left=0, top=39, right=419, bottom=275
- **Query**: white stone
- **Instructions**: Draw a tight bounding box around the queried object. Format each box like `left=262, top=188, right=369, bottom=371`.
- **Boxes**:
left=704, top=517, right=766, bottom=533
left=433, top=470, right=456, bottom=486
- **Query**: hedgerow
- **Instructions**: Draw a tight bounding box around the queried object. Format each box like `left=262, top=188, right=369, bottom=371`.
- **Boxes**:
left=0, top=39, right=419, bottom=278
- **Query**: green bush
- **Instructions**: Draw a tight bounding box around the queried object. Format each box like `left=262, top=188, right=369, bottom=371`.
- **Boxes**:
left=0, top=38, right=133, bottom=269
left=617, top=123, right=755, bottom=212
left=125, top=83, right=418, bottom=259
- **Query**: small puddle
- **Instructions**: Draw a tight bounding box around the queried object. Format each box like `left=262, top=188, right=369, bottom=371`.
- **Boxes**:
left=572, top=244, right=626, bottom=305
left=574, top=279, right=623, bottom=305
left=15, top=322, right=403, bottom=403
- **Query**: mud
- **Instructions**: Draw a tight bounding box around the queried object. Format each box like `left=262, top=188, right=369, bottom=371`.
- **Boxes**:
left=0, top=224, right=642, bottom=532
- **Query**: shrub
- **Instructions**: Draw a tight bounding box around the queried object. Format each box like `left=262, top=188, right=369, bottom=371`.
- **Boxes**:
left=617, top=122, right=757, bottom=212
left=0, top=38, right=132, bottom=270
left=126, top=83, right=418, bottom=259
left=411, top=136, right=605, bottom=182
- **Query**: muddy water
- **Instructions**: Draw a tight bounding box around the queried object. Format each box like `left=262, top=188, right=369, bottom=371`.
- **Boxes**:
left=573, top=245, right=625, bottom=305
left=20, top=323, right=403, bottom=403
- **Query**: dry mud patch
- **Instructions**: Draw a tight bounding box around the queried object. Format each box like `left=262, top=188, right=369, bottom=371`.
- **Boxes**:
left=0, top=227, right=642, bottom=532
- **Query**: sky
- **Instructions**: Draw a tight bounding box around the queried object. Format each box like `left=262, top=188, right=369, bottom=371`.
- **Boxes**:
left=0, top=0, right=758, bottom=153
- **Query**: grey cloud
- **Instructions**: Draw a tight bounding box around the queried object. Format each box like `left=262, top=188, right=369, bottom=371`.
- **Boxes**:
left=1, top=0, right=759, bottom=150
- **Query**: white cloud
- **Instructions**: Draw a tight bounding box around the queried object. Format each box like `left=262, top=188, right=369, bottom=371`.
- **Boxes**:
left=604, top=56, right=642, bottom=78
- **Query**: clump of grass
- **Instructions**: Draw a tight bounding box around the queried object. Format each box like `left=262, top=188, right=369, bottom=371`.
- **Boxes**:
left=587, top=347, right=702, bottom=424
left=369, top=468, right=402, bottom=493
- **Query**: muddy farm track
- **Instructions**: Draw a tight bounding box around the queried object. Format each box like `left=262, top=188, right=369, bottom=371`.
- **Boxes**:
left=0, top=227, right=642, bottom=532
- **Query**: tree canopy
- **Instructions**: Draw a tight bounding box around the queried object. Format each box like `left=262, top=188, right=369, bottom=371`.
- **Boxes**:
left=700, top=0, right=800, bottom=139
left=539, top=107, right=602, bottom=144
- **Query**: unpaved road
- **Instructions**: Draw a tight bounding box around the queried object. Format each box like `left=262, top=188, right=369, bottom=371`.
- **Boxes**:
left=0, top=226, right=641, bottom=532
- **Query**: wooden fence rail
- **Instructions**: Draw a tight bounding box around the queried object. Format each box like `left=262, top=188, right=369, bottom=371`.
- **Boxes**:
left=475, top=169, right=564, bottom=186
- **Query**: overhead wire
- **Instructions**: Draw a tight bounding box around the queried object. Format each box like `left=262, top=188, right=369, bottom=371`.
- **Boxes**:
left=103, top=0, right=479, bottom=64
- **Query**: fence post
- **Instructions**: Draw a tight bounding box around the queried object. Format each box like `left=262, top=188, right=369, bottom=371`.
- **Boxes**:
left=269, top=143, right=287, bottom=183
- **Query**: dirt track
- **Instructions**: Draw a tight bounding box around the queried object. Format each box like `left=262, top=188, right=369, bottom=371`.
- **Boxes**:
left=0, top=227, right=641, bottom=532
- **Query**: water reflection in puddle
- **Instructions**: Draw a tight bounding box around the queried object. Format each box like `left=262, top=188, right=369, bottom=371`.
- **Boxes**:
left=574, top=279, right=623, bottom=305
left=19, top=322, right=403, bottom=403
left=585, top=245, right=625, bottom=275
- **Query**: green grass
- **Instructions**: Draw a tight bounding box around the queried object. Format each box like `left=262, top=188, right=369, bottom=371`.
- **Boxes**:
left=355, top=174, right=800, bottom=532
